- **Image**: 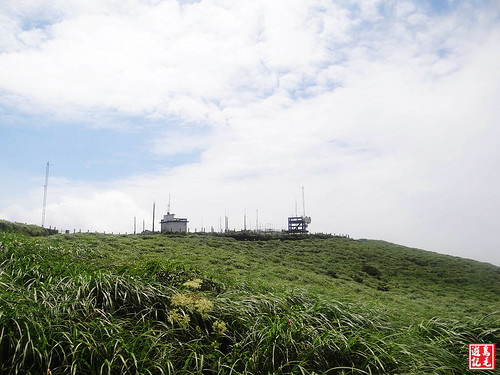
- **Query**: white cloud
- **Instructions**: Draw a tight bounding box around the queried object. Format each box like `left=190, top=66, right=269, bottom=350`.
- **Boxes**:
left=1, top=1, right=500, bottom=265
left=152, top=127, right=213, bottom=156
left=0, top=0, right=354, bottom=122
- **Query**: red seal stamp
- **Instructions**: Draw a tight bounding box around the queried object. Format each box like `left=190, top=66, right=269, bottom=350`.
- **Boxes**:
left=469, top=343, right=495, bottom=371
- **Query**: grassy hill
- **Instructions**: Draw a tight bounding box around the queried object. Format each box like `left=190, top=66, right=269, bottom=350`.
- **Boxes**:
left=0, top=222, right=498, bottom=374
left=0, top=219, right=52, bottom=237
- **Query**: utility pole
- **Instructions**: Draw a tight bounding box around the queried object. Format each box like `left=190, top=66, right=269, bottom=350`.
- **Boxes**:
left=41, top=162, right=50, bottom=227
left=134, top=216, right=136, bottom=234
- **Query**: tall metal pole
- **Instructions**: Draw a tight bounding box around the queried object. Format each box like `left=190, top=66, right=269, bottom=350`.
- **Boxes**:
left=256, top=209, right=259, bottom=232
left=152, top=202, right=155, bottom=232
left=302, top=186, right=306, bottom=217
left=41, top=162, right=50, bottom=227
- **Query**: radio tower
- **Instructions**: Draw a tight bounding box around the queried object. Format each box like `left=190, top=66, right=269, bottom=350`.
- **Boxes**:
left=41, top=162, right=50, bottom=227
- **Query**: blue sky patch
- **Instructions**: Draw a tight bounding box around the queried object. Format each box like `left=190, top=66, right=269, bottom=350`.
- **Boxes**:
left=0, top=114, right=202, bottom=184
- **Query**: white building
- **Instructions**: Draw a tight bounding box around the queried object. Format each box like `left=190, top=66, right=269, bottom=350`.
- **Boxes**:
left=160, top=212, right=188, bottom=233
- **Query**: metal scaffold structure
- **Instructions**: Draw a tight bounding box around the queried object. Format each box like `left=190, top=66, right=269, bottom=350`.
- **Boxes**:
left=287, top=186, right=311, bottom=233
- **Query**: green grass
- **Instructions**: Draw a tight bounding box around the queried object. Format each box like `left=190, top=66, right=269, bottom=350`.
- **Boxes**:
left=0, top=219, right=52, bottom=237
left=0, top=225, right=499, bottom=374
left=47, top=232, right=499, bottom=321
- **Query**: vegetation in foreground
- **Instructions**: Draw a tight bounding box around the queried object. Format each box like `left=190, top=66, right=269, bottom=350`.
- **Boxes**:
left=0, top=222, right=499, bottom=374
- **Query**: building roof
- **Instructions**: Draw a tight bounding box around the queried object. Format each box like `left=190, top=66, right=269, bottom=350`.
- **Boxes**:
left=160, top=212, right=188, bottom=223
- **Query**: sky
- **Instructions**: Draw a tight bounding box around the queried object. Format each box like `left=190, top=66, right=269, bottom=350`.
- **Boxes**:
left=0, top=0, right=499, bottom=266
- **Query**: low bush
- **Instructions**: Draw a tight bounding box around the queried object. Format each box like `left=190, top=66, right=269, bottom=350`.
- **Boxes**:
left=362, top=264, right=381, bottom=277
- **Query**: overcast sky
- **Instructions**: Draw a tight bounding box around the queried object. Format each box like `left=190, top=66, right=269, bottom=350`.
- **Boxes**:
left=1, top=0, right=499, bottom=265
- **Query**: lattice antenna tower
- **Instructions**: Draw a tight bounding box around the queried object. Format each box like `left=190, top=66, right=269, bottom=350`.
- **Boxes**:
left=41, top=162, right=50, bottom=227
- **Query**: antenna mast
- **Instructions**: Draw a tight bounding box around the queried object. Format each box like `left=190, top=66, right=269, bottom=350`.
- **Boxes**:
left=256, top=209, right=259, bottom=232
left=41, top=162, right=50, bottom=227
left=302, top=186, right=306, bottom=217
left=167, top=194, right=171, bottom=213
left=152, top=202, right=156, bottom=232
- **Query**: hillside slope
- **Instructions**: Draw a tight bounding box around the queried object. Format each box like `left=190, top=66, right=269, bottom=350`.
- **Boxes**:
left=0, top=219, right=51, bottom=236
left=0, top=224, right=498, bottom=374
left=46, top=231, right=499, bottom=321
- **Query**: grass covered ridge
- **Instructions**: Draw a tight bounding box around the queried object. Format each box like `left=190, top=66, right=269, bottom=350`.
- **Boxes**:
left=0, top=219, right=52, bottom=237
left=0, top=230, right=499, bottom=374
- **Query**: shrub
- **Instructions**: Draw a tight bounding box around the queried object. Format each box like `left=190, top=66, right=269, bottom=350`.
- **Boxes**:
left=326, top=269, right=338, bottom=278
left=362, top=264, right=381, bottom=277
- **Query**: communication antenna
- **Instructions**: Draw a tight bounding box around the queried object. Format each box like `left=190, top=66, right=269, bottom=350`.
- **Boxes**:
left=302, top=186, right=306, bottom=217
left=41, top=162, right=50, bottom=227
left=256, top=209, right=259, bottom=232
left=152, top=202, right=156, bottom=232
left=167, top=194, right=171, bottom=213
left=244, top=209, right=247, bottom=231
